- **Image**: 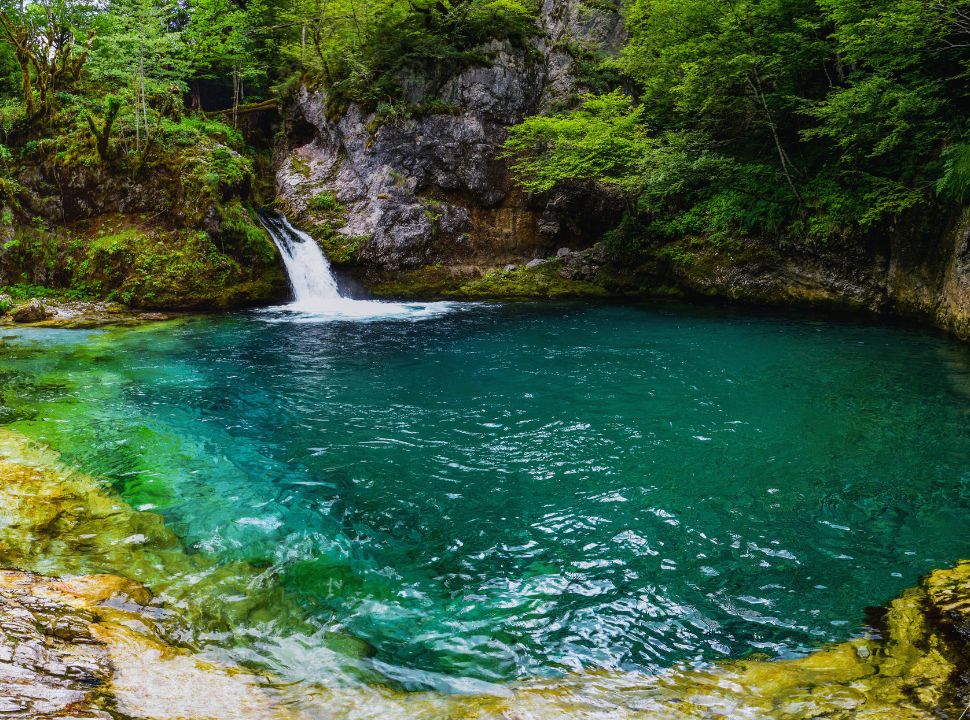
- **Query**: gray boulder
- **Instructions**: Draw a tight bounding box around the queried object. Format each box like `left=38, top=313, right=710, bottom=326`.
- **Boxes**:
left=11, top=298, right=53, bottom=323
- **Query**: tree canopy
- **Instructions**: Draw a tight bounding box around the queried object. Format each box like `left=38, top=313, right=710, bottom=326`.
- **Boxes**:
left=506, top=0, right=970, bottom=246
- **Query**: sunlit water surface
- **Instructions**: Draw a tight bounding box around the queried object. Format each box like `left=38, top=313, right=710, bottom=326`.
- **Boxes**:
left=1, top=302, right=969, bottom=690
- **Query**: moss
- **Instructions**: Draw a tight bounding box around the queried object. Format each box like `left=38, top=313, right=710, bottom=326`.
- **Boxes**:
left=371, top=263, right=610, bottom=300
left=371, top=261, right=663, bottom=301
left=0, top=210, right=285, bottom=310
left=318, top=232, right=366, bottom=265
left=289, top=154, right=312, bottom=178
left=456, top=263, right=609, bottom=299
left=309, top=190, right=344, bottom=214
left=100, top=228, right=279, bottom=309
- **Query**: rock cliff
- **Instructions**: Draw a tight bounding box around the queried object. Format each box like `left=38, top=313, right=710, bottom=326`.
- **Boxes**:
left=275, top=0, right=625, bottom=272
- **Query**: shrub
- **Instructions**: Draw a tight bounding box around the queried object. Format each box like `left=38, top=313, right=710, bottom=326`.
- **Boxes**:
left=309, top=191, right=344, bottom=214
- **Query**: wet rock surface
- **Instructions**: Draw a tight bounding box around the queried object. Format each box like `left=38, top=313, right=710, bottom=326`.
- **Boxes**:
left=0, top=570, right=283, bottom=720
left=0, top=571, right=112, bottom=718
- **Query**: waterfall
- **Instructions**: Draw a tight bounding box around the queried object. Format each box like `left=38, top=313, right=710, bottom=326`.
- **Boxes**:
left=259, top=212, right=341, bottom=305
left=258, top=211, right=453, bottom=321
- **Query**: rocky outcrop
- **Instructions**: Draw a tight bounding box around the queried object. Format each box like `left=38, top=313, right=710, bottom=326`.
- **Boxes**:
left=10, top=298, right=53, bottom=323
left=0, top=569, right=285, bottom=719
left=276, top=0, right=625, bottom=271
left=0, top=299, right=177, bottom=328
left=657, top=222, right=970, bottom=339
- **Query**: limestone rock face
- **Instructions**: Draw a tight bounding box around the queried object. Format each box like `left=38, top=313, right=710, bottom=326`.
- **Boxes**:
left=276, top=0, right=625, bottom=271
left=658, top=225, right=970, bottom=339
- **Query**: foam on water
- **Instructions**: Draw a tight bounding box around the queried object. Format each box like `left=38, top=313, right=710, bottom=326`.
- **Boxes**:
left=258, top=212, right=454, bottom=322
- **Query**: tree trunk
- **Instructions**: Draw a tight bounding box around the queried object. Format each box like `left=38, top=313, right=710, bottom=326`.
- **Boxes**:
left=748, top=70, right=802, bottom=205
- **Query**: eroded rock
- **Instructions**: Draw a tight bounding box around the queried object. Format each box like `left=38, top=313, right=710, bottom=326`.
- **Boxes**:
left=276, top=0, right=627, bottom=271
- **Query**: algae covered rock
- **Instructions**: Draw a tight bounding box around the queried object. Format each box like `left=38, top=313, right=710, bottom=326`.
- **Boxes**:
left=10, top=298, right=53, bottom=323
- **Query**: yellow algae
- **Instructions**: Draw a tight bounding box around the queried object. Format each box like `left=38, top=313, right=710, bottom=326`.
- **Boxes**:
left=0, top=428, right=322, bottom=645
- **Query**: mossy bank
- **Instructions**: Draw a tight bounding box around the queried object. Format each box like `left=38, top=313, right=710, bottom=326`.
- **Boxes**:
left=0, top=116, right=287, bottom=311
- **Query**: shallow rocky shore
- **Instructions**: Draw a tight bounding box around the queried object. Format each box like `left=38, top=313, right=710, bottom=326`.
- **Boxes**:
left=1, top=562, right=968, bottom=719
left=0, top=426, right=968, bottom=719
left=0, top=296, right=179, bottom=329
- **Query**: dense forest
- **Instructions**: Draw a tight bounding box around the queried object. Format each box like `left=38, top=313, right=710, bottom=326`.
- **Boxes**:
left=1, top=0, right=970, bottom=305
left=506, top=0, right=970, bottom=249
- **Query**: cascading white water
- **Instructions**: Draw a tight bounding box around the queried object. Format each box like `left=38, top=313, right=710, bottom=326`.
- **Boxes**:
left=260, top=212, right=341, bottom=304
left=258, top=211, right=453, bottom=321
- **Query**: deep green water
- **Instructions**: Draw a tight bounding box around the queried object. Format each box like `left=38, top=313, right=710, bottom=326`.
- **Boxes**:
left=2, top=302, right=970, bottom=688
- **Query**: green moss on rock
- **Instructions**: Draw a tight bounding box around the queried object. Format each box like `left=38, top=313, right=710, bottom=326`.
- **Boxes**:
left=371, top=258, right=675, bottom=301
left=0, top=207, right=286, bottom=310
left=372, top=262, right=614, bottom=300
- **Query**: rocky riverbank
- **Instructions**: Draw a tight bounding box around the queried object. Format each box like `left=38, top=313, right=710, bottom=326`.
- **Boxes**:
left=0, top=296, right=181, bottom=328
left=0, top=425, right=968, bottom=719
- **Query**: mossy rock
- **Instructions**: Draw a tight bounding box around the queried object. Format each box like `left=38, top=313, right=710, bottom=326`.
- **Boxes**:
left=370, top=258, right=674, bottom=301
left=0, top=207, right=287, bottom=310
left=372, top=262, right=612, bottom=300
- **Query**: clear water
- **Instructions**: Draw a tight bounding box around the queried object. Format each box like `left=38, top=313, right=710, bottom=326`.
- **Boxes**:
left=1, top=303, right=969, bottom=690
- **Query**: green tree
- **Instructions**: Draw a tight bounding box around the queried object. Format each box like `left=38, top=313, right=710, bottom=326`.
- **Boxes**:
left=87, top=0, right=187, bottom=150
left=0, top=0, right=95, bottom=119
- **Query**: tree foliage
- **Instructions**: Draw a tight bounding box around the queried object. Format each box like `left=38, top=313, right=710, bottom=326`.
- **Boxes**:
left=507, top=0, right=970, bottom=246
